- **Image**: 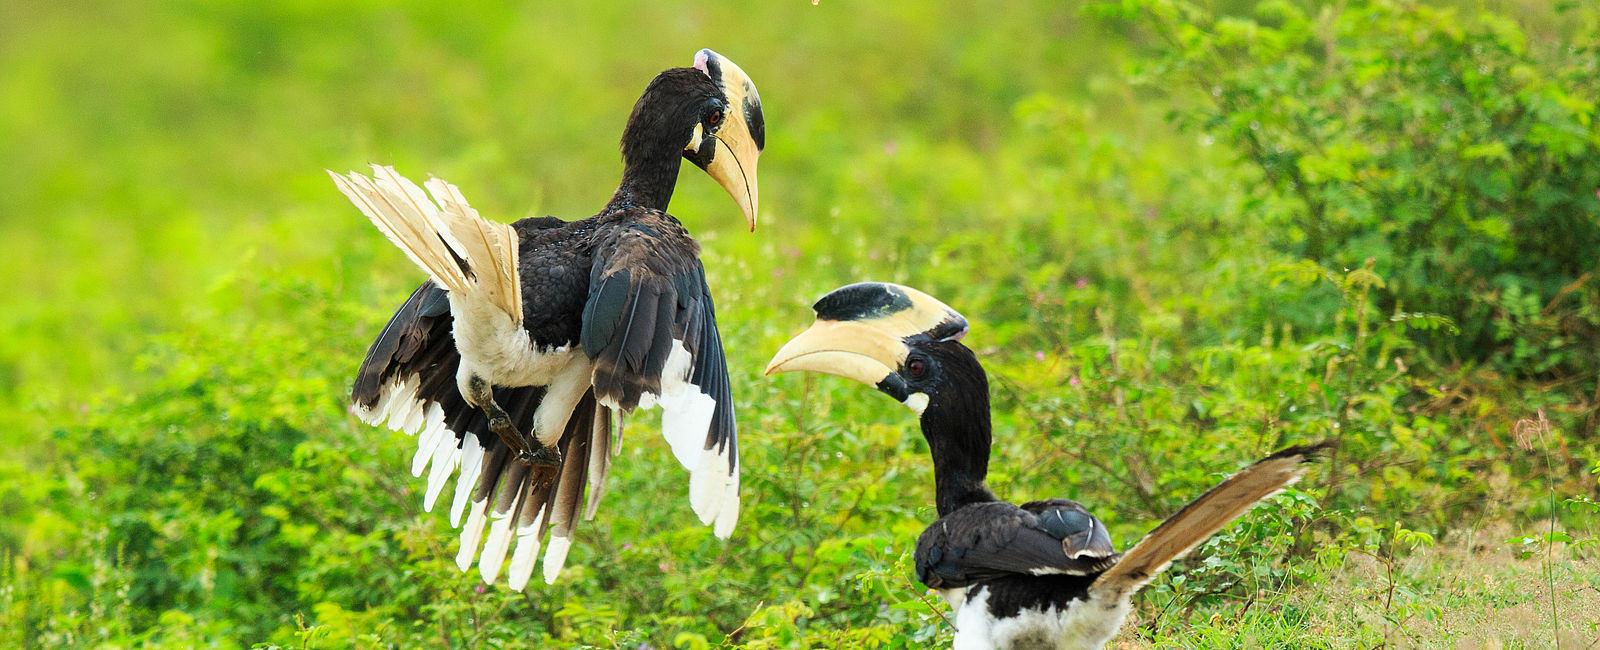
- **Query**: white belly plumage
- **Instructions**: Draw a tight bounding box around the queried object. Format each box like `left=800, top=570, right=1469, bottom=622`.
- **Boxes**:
left=449, top=298, right=579, bottom=386
left=449, top=297, right=596, bottom=448
left=951, top=588, right=1127, bottom=650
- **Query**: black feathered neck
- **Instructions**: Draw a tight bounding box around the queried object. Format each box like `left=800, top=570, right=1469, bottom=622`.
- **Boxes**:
left=605, top=68, right=719, bottom=215
left=916, top=341, right=998, bottom=517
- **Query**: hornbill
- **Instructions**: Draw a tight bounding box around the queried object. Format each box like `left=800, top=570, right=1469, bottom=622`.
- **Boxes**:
left=329, top=49, right=763, bottom=591
left=766, top=282, right=1328, bottom=650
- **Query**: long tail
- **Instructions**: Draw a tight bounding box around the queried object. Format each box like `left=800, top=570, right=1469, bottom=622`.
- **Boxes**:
left=331, top=165, right=522, bottom=325
left=1089, top=442, right=1332, bottom=601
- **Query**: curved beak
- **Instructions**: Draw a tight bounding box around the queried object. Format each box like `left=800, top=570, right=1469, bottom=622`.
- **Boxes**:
left=693, top=49, right=763, bottom=232
left=766, top=282, right=969, bottom=410
left=764, top=320, right=910, bottom=387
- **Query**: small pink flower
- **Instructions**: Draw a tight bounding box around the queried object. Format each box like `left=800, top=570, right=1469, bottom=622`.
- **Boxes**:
left=1074, top=277, right=1089, bottom=290
left=475, top=584, right=486, bottom=594
left=1069, top=376, right=1081, bottom=387
left=1034, top=351, right=1045, bottom=361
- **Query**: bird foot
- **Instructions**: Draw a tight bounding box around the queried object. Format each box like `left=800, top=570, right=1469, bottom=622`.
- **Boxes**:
left=488, top=414, right=542, bottom=464
left=521, top=444, right=563, bottom=468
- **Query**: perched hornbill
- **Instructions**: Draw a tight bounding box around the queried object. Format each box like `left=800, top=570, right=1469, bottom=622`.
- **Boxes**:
left=329, top=49, right=763, bottom=591
left=766, top=282, right=1328, bottom=650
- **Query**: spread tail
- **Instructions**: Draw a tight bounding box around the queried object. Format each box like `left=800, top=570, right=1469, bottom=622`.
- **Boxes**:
left=331, top=165, right=522, bottom=325
left=1090, top=442, right=1331, bottom=601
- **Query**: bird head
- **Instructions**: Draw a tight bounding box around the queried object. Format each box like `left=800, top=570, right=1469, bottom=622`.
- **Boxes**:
left=765, top=282, right=983, bottom=420
left=622, top=49, right=763, bottom=231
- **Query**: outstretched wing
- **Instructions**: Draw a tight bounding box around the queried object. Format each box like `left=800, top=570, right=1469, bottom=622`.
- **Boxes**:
left=914, top=501, right=1120, bottom=590
left=348, top=208, right=617, bottom=591
left=580, top=210, right=739, bottom=537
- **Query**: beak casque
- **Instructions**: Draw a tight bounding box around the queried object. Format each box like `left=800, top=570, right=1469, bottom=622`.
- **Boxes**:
left=693, top=49, right=762, bottom=232
left=765, top=282, right=968, bottom=389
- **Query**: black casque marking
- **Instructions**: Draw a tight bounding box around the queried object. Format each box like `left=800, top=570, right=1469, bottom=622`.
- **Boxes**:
left=913, top=315, right=970, bottom=345
left=744, top=92, right=765, bottom=151
left=702, top=54, right=723, bottom=92
left=812, top=282, right=914, bottom=322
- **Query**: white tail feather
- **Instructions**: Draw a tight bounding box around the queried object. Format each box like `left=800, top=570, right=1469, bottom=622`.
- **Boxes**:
left=423, top=440, right=460, bottom=512
left=479, top=492, right=523, bottom=584
left=506, top=513, right=547, bottom=592
left=413, top=415, right=447, bottom=477
left=451, top=437, right=485, bottom=528
left=542, top=535, right=573, bottom=585
left=456, top=498, right=489, bottom=572
left=688, top=447, right=725, bottom=525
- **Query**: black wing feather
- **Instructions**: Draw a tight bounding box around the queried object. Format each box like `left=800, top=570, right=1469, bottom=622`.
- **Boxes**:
left=914, top=501, right=1120, bottom=590
left=580, top=208, right=738, bottom=481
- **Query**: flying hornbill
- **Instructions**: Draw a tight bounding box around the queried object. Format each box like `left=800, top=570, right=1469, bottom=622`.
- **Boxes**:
left=766, top=282, right=1328, bottom=650
left=328, top=49, right=763, bottom=591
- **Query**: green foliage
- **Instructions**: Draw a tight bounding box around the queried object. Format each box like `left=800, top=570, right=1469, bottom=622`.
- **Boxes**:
left=3, top=0, right=1597, bottom=648
left=1104, top=0, right=1600, bottom=381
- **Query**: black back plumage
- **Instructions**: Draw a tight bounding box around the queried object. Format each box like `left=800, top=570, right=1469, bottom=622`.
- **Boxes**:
left=915, top=500, right=1120, bottom=591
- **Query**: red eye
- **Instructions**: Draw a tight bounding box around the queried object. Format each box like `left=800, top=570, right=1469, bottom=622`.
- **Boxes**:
left=907, top=359, right=926, bottom=378
left=708, top=110, right=724, bottom=125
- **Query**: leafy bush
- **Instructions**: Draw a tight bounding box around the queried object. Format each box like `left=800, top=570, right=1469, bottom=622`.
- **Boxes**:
left=4, top=1, right=1598, bottom=647
left=1103, top=0, right=1600, bottom=380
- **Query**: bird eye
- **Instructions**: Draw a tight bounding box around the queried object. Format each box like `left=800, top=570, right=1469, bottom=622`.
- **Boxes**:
left=907, top=358, right=926, bottom=378
left=707, top=109, right=724, bottom=125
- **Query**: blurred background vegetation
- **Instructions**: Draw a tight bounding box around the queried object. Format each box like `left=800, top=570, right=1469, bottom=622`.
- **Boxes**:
left=2, top=0, right=1597, bottom=647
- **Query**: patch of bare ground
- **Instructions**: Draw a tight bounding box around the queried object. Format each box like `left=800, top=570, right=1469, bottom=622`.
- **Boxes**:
left=1108, top=527, right=1598, bottom=649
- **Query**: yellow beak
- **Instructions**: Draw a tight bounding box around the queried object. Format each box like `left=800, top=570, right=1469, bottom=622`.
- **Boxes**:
left=694, top=49, right=763, bottom=232
left=764, top=319, right=911, bottom=387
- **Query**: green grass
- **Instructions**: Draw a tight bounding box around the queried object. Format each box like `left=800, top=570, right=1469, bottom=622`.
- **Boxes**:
left=2, top=0, right=1597, bottom=648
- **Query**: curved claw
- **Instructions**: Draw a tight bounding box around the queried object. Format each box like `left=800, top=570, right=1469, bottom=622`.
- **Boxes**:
left=525, top=444, right=563, bottom=467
